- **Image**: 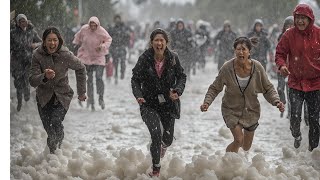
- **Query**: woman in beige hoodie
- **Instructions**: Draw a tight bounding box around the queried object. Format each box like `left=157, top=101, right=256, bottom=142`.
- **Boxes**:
left=200, top=37, right=284, bottom=153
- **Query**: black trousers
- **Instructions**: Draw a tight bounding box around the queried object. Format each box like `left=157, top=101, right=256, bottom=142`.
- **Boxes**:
left=85, top=65, right=105, bottom=105
left=37, top=95, right=67, bottom=153
left=111, top=47, right=126, bottom=79
left=289, top=88, right=320, bottom=150
left=140, top=105, right=175, bottom=166
left=277, top=74, right=309, bottom=120
left=12, top=68, right=30, bottom=103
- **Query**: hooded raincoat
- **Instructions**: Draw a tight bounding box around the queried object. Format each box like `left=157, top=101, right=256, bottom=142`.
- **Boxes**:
left=275, top=4, right=320, bottom=92
left=73, top=16, right=112, bottom=66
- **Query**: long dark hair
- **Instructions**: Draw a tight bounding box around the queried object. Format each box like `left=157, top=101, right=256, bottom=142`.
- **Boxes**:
left=42, top=26, right=64, bottom=51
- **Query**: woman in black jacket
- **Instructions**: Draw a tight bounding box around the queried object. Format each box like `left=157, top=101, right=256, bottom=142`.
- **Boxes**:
left=131, top=28, right=187, bottom=177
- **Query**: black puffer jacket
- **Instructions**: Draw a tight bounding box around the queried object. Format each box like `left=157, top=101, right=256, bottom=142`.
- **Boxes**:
left=10, top=22, right=42, bottom=73
left=131, top=48, right=187, bottom=118
left=170, top=26, right=193, bottom=52
left=247, top=20, right=271, bottom=63
left=108, top=22, right=130, bottom=48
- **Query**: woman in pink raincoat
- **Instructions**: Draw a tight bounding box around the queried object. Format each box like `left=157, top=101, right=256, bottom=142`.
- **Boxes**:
left=73, top=16, right=112, bottom=111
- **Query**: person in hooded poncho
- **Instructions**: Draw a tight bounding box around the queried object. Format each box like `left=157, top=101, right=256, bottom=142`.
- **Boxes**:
left=10, top=14, right=42, bottom=111
left=275, top=4, right=320, bottom=151
left=247, top=19, right=271, bottom=70
left=73, top=16, right=112, bottom=111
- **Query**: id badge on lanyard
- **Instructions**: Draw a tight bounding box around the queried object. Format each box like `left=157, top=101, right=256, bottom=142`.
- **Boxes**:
left=158, top=94, right=166, bottom=104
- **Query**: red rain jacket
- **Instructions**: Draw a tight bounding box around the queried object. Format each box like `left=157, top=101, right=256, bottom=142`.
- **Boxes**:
left=275, top=4, right=320, bottom=92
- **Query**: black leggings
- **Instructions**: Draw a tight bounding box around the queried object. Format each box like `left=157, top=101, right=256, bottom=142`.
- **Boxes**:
left=37, top=95, right=67, bottom=153
left=140, top=105, right=175, bottom=166
left=289, top=88, right=320, bottom=150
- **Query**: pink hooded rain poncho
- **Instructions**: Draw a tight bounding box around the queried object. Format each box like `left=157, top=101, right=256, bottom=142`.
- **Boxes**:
left=73, top=16, right=112, bottom=66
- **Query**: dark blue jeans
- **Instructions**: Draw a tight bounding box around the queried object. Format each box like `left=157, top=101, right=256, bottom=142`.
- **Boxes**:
left=289, top=88, right=320, bottom=150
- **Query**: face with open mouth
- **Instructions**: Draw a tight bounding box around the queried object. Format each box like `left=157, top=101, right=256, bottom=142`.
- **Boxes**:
left=235, top=43, right=250, bottom=61
left=45, top=33, right=59, bottom=54
left=89, top=21, right=98, bottom=31
left=152, top=34, right=167, bottom=56
left=294, top=14, right=310, bottom=31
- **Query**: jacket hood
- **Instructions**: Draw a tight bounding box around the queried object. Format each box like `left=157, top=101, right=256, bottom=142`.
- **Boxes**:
left=88, top=16, right=101, bottom=27
left=176, top=18, right=185, bottom=30
left=16, top=14, right=27, bottom=22
left=77, top=16, right=109, bottom=38
left=252, top=19, right=264, bottom=32
left=15, top=19, right=34, bottom=30
left=293, top=4, right=315, bottom=33
left=282, top=16, right=294, bottom=33
left=284, top=16, right=294, bottom=26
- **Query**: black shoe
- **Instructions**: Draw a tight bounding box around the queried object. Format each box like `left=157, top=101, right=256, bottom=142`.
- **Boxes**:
left=294, top=136, right=302, bottom=148
left=17, top=101, right=22, bottom=112
left=99, top=98, right=105, bottom=110
left=24, top=95, right=30, bottom=102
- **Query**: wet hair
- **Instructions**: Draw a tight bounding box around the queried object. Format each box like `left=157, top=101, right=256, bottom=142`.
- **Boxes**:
left=149, top=28, right=170, bottom=48
left=233, top=36, right=253, bottom=51
left=42, top=26, right=64, bottom=51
